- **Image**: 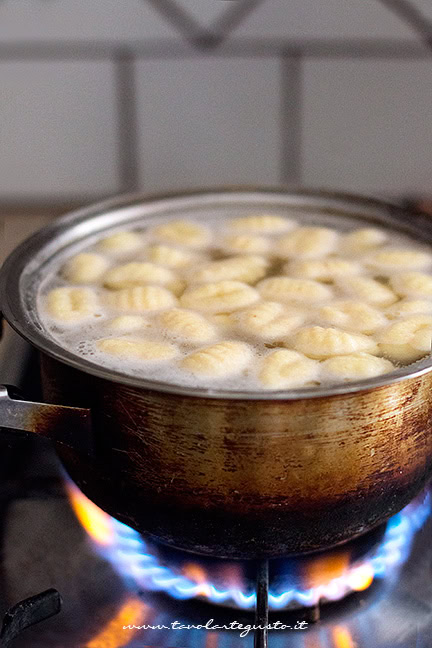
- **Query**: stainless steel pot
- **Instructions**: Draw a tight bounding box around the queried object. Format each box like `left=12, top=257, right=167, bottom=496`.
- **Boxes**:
left=1, top=188, right=432, bottom=559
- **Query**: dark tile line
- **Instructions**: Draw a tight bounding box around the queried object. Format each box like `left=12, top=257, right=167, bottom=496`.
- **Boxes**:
left=114, top=50, right=140, bottom=193
left=0, top=38, right=428, bottom=61
left=143, top=0, right=210, bottom=47
left=376, top=0, right=432, bottom=50
left=279, top=52, right=302, bottom=186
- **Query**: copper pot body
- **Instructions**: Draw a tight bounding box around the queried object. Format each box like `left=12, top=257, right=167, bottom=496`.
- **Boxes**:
left=40, top=353, right=432, bottom=558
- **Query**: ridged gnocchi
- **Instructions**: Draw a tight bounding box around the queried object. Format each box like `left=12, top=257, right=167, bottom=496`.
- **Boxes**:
left=182, top=341, right=252, bottom=377
left=322, top=354, right=394, bottom=382
left=153, top=220, right=209, bottom=248
left=62, top=253, right=108, bottom=284
left=258, top=277, right=332, bottom=303
left=147, top=244, right=198, bottom=268
left=366, top=248, right=432, bottom=273
left=340, top=228, right=387, bottom=253
left=98, top=231, right=142, bottom=255
left=277, top=227, right=338, bottom=259
left=318, top=301, right=387, bottom=333
left=103, top=262, right=174, bottom=289
left=229, top=214, right=294, bottom=233
left=190, top=255, right=269, bottom=284
left=45, top=287, right=99, bottom=323
left=39, top=209, right=432, bottom=391
left=180, top=281, right=259, bottom=313
left=221, top=234, right=270, bottom=255
left=377, top=315, right=432, bottom=363
left=386, top=299, right=432, bottom=318
left=285, top=257, right=361, bottom=281
left=107, top=315, right=149, bottom=332
left=376, top=315, right=432, bottom=362
left=292, top=326, right=378, bottom=359
left=97, top=338, right=178, bottom=361
left=389, top=272, right=432, bottom=299
left=106, top=286, right=176, bottom=311
left=232, top=301, right=305, bottom=340
left=159, top=309, right=216, bottom=343
left=259, top=349, right=320, bottom=389
left=335, top=276, right=397, bottom=306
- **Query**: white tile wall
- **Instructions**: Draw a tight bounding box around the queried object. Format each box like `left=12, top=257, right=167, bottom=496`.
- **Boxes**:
left=233, top=0, right=418, bottom=40
left=135, top=57, right=281, bottom=191
left=0, top=0, right=177, bottom=42
left=0, top=61, right=119, bottom=197
left=302, top=60, right=432, bottom=195
left=0, top=1, right=430, bottom=202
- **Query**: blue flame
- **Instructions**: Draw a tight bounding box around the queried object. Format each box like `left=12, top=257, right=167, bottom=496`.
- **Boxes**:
left=90, top=492, right=430, bottom=611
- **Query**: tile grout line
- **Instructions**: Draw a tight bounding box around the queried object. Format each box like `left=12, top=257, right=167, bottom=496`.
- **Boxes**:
left=376, top=0, right=432, bottom=51
left=114, top=49, right=141, bottom=193
left=143, top=0, right=208, bottom=47
left=208, top=0, right=268, bottom=44
left=280, top=51, right=303, bottom=186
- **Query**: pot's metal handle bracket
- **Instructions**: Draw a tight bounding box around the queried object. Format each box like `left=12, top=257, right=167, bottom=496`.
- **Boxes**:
left=0, top=385, right=94, bottom=458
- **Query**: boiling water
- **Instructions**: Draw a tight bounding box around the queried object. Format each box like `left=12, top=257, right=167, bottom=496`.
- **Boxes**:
left=37, top=208, right=432, bottom=391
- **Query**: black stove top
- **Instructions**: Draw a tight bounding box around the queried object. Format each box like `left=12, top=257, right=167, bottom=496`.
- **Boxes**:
left=0, top=332, right=431, bottom=648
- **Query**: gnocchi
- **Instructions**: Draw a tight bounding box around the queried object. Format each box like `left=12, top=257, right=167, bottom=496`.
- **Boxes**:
left=277, top=227, right=338, bottom=259
left=259, top=349, right=320, bottom=389
left=376, top=315, right=432, bottom=363
left=103, top=262, right=174, bottom=289
left=180, top=281, right=259, bottom=313
left=221, top=234, right=270, bottom=255
left=335, top=276, right=397, bottom=306
left=98, top=231, right=142, bottom=255
left=232, top=301, right=305, bottom=340
left=106, top=286, right=176, bottom=312
left=258, top=277, right=333, bottom=303
left=389, top=272, right=432, bottom=299
left=292, top=326, right=378, bottom=359
left=366, top=248, right=432, bottom=273
left=153, top=220, right=209, bottom=248
left=45, top=287, right=99, bottom=323
left=285, top=257, right=362, bottom=281
left=318, top=301, right=387, bottom=333
left=322, top=354, right=394, bottom=382
left=181, top=341, right=252, bottom=377
left=107, top=315, right=149, bottom=332
left=159, top=309, right=217, bottom=343
left=147, top=244, right=199, bottom=268
left=62, top=253, right=108, bottom=284
left=340, top=228, right=387, bottom=253
left=190, top=255, right=269, bottom=284
left=97, top=338, right=178, bottom=361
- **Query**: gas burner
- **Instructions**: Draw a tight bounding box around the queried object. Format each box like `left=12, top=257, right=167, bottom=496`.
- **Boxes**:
left=67, top=484, right=431, bottom=612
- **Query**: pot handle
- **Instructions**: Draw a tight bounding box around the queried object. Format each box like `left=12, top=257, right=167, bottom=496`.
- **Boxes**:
left=0, top=385, right=94, bottom=457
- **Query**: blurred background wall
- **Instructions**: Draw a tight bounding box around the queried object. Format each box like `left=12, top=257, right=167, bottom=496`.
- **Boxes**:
left=0, top=0, right=431, bottom=208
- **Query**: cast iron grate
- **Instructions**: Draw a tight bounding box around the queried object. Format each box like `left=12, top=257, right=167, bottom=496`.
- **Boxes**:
left=0, top=589, right=62, bottom=648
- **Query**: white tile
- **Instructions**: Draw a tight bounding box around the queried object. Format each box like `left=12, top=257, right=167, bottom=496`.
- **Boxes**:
left=0, top=61, right=118, bottom=197
left=303, top=60, right=432, bottom=195
left=233, top=0, right=418, bottom=39
left=0, top=0, right=177, bottom=42
left=135, top=57, right=281, bottom=191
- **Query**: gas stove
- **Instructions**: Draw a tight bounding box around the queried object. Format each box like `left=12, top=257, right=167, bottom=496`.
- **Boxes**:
left=0, top=329, right=431, bottom=648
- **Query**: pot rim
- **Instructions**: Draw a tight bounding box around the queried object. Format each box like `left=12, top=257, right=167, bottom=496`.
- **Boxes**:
left=2, top=185, right=432, bottom=401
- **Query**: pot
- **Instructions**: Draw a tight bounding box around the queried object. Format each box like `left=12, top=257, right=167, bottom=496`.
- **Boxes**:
left=1, top=188, right=432, bottom=559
